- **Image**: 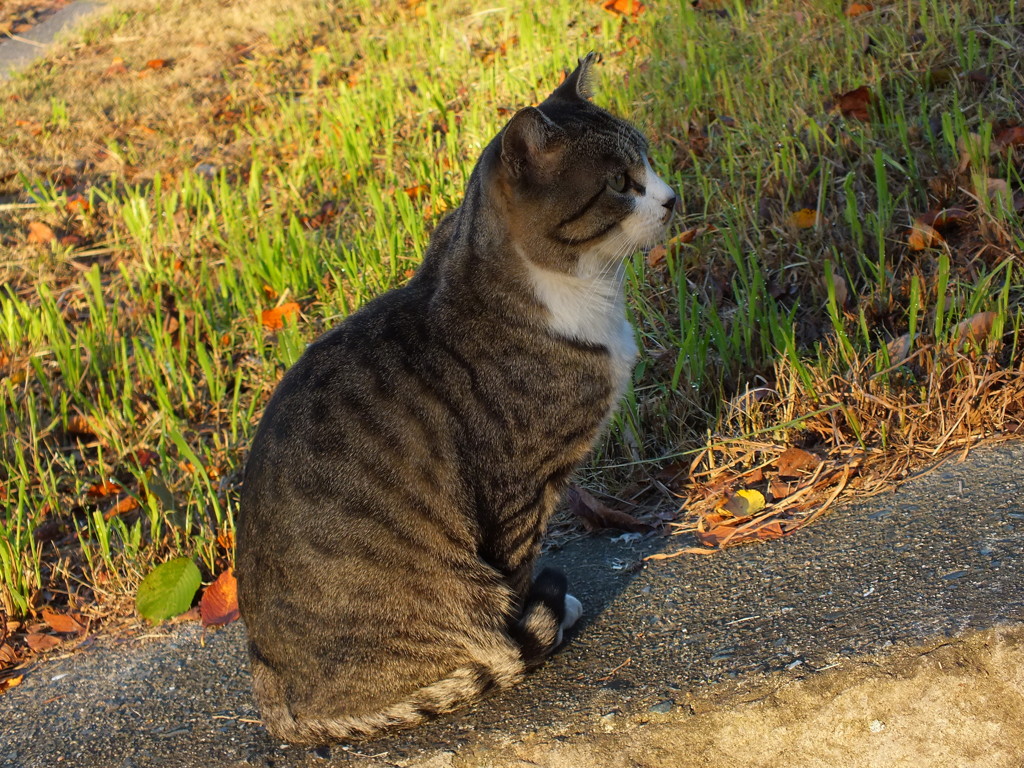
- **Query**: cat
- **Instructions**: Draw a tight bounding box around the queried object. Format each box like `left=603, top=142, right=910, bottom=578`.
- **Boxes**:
left=236, top=52, right=677, bottom=745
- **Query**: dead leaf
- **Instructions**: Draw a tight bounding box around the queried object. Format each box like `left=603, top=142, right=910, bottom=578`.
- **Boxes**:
left=87, top=480, right=123, bottom=498
left=15, top=119, right=43, bottom=136
left=646, top=244, right=667, bottom=268
left=146, top=58, right=170, bottom=70
left=775, top=447, right=820, bottom=479
left=720, top=489, right=766, bottom=517
left=769, top=479, right=796, bottom=500
left=66, top=414, right=97, bottom=438
left=886, top=332, right=912, bottom=366
left=103, top=495, right=140, bottom=521
left=788, top=208, right=824, bottom=229
left=831, top=86, right=872, bottom=121
left=919, top=207, right=970, bottom=229
left=993, top=125, right=1024, bottom=151
left=26, top=221, right=57, bottom=245
left=983, top=178, right=1012, bottom=207
left=602, top=0, right=646, bottom=18
left=827, top=270, right=848, bottom=308
left=952, top=311, right=997, bottom=347
left=0, top=675, right=23, bottom=694
left=261, top=301, right=301, bottom=330
left=200, top=568, right=240, bottom=627
left=845, top=2, right=873, bottom=16
left=403, top=184, right=430, bottom=200
left=567, top=484, right=652, bottom=533
left=25, top=633, right=60, bottom=653
left=41, top=610, right=85, bottom=635
left=668, top=228, right=699, bottom=246
left=957, top=133, right=982, bottom=173
left=104, top=57, right=129, bottom=76
left=0, top=643, right=18, bottom=664
left=908, top=219, right=943, bottom=250
left=66, top=194, right=90, bottom=214
left=300, top=200, right=342, bottom=230
left=131, top=449, right=159, bottom=468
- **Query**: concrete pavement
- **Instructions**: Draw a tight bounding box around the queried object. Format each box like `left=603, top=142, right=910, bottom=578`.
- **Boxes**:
left=1, top=440, right=1022, bottom=766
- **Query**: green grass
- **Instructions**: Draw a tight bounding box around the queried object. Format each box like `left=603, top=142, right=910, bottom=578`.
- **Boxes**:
left=1, top=0, right=1023, bottom=621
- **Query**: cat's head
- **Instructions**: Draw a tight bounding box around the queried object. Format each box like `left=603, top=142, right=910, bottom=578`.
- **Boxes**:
left=490, top=52, right=677, bottom=277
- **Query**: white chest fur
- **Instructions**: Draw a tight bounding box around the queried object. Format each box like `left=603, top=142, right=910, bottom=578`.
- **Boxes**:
left=524, top=258, right=638, bottom=400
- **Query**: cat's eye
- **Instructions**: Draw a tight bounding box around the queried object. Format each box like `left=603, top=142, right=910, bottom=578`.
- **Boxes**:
left=608, top=173, right=628, bottom=193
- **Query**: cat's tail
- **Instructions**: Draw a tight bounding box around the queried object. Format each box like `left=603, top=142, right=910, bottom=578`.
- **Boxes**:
left=249, top=641, right=525, bottom=745
left=510, top=567, right=583, bottom=666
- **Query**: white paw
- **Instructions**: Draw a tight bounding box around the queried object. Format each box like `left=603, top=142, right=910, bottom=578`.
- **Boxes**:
left=561, top=593, right=583, bottom=631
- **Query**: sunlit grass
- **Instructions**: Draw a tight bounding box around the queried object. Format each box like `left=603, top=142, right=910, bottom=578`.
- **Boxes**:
left=1, top=0, right=1022, bottom=620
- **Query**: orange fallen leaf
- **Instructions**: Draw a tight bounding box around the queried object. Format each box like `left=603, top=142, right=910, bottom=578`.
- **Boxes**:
left=261, top=301, right=301, bottom=330
left=41, top=610, right=85, bottom=635
left=87, top=480, right=123, bottom=498
left=66, top=414, right=97, bottom=438
left=908, top=219, right=943, bottom=250
left=216, top=529, right=235, bottom=551
left=146, top=58, right=170, bottom=70
left=845, top=2, right=873, bottom=16
left=831, top=85, right=872, bottom=121
left=103, top=495, right=140, bottom=521
left=15, top=119, right=43, bottom=136
left=403, top=184, right=430, bottom=200
left=26, top=221, right=55, bottom=244
left=775, top=447, right=821, bottom=479
left=646, top=244, right=667, bottom=268
left=25, top=633, right=61, bottom=652
left=200, top=568, right=240, bottom=627
left=602, top=0, right=646, bottom=17
left=66, top=194, right=90, bottom=214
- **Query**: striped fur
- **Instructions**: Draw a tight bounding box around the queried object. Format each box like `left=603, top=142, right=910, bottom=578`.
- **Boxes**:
left=236, top=53, right=676, bottom=745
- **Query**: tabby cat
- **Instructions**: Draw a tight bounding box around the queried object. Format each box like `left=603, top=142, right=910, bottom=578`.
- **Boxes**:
left=236, top=53, right=677, bottom=745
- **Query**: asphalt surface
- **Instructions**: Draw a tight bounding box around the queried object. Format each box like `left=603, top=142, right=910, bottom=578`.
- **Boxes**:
left=0, top=2, right=101, bottom=79
left=1, top=440, right=1022, bottom=767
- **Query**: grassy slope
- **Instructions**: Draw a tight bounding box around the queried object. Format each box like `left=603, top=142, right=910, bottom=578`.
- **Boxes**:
left=0, top=0, right=1022, bottom=621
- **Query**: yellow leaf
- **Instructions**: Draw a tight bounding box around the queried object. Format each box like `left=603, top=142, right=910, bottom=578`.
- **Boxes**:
left=720, top=489, right=766, bottom=517
left=0, top=675, right=23, bottom=694
left=788, top=208, right=823, bottom=229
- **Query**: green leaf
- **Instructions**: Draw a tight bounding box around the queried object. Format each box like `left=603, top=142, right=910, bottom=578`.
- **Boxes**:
left=136, top=557, right=201, bottom=623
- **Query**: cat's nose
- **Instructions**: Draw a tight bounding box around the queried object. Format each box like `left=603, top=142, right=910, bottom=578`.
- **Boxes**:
left=661, top=194, right=678, bottom=222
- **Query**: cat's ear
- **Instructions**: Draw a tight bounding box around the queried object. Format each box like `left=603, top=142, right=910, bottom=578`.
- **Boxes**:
left=500, top=106, right=562, bottom=179
left=550, top=51, right=601, bottom=102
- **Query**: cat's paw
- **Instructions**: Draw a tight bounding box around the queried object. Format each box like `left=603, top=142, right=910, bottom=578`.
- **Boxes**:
left=561, top=593, right=583, bottom=630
